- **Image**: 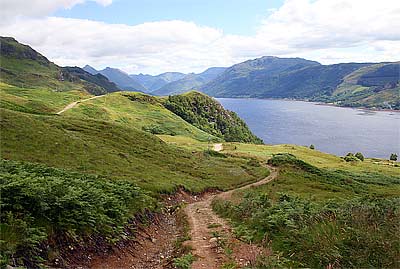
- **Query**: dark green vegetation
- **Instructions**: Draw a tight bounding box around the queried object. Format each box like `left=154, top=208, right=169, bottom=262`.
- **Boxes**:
left=152, top=67, right=227, bottom=96
left=0, top=37, right=120, bottom=95
left=213, top=154, right=400, bottom=268
left=199, top=56, right=399, bottom=110
left=0, top=159, right=155, bottom=267
left=164, top=91, right=263, bottom=143
left=83, top=66, right=147, bottom=92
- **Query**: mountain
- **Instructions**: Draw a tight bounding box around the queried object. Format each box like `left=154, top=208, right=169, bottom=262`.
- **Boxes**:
left=325, top=62, right=400, bottom=109
left=83, top=64, right=98, bottom=75
left=200, top=56, right=399, bottom=109
left=200, top=56, right=321, bottom=97
left=153, top=67, right=227, bottom=96
left=130, top=72, right=186, bottom=92
left=98, top=67, right=147, bottom=92
left=0, top=36, right=120, bottom=95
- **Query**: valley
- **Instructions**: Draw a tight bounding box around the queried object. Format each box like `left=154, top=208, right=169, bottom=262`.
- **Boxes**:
left=0, top=36, right=399, bottom=269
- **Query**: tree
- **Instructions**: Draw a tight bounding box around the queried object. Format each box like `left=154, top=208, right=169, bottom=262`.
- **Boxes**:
left=355, top=152, right=364, bottom=161
left=390, top=153, right=398, bottom=161
left=309, top=144, right=315, bottom=150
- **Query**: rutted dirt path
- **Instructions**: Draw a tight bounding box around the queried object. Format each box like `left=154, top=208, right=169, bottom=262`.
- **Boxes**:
left=66, top=145, right=277, bottom=269
left=56, top=95, right=105, bottom=114
left=185, top=165, right=278, bottom=268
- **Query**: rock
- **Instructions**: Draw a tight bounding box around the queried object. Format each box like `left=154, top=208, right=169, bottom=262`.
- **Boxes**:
left=203, top=236, right=207, bottom=240
left=209, top=237, right=218, bottom=244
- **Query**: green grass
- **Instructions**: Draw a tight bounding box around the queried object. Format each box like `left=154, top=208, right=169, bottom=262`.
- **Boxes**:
left=0, top=82, right=90, bottom=114
left=0, top=108, right=268, bottom=194
left=158, top=137, right=400, bottom=177
left=63, top=91, right=220, bottom=142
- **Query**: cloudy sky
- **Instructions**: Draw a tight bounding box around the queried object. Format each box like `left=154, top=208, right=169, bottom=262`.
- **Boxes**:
left=1, top=0, right=399, bottom=74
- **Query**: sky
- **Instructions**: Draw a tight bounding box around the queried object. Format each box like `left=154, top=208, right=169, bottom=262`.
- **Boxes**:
left=1, top=0, right=399, bottom=75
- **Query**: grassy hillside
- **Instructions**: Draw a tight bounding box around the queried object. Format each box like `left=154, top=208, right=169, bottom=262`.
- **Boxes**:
left=163, top=91, right=263, bottom=143
left=212, top=153, right=400, bottom=268
left=1, top=108, right=266, bottom=193
left=327, top=63, right=400, bottom=109
left=62, top=91, right=220, bottom=142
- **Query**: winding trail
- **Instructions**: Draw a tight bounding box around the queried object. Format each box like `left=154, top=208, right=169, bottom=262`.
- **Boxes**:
left=56, top=95, right=105, bottom=115
left=185, top=161, right=278, bottom=268
left=213, top=143, right=223, bottom=152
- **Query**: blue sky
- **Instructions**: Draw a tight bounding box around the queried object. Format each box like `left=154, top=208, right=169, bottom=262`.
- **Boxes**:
left=54, top=0, right=284, bottom=36
left=1, top=0, right=399, bottom=74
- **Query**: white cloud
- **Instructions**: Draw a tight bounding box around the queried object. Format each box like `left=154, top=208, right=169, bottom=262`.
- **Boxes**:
left=0, top=0, right=112, bottom=23
left=0, top=0, right=399, bottom=74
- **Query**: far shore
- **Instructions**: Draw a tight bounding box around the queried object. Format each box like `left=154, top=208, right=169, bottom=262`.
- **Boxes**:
left=215, top=96, right=400, bottom=113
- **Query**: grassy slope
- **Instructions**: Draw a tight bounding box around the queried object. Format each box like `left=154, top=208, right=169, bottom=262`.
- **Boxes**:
left=63, top=91, right=220, bottom=142
left=212, top=154, right=400, bottom=268
left=159, top=136, right=399, bottom=177
left=1, top=108, right=267, bottom=194
left=0, top=82, right=91, bottom=114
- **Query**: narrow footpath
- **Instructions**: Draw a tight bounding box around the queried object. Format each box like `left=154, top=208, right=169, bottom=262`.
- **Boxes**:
left=185, top=160, right=278, bottom=268
left=56, top=95, right=105, bottom=114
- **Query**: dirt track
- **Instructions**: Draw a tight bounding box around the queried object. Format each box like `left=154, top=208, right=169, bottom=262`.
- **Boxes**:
left=56, top=95, right=105, bottom=114
left=185, top=165, right=277, bottom=268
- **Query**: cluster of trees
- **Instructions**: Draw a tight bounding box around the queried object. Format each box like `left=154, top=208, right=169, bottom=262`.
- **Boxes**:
left=164, top=92, right=263, bottom=144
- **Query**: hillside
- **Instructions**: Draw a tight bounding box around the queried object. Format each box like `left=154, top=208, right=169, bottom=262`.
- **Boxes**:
left=131, top=72, right=186, bottom=92
left=200, top=55, right=399, bottom=109
left=83, top=65, right=147, bottom=92
left=163, top=91, right=263, bottom=143
left=326, top=62, right=400, bottom=109
left=0, top=37, right=120, bottom=95
left=153, top=67, right=227, bottom=96
left=201, top=56, right=321, bottom=97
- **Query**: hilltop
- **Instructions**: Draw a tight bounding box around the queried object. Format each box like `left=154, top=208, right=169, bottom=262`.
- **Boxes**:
left=83, top=65, right=147, bottom=92
left=0, top=37, right=120, bottom=95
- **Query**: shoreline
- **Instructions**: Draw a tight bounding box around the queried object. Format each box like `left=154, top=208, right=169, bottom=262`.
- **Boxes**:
left=215, top=97, right=400, bottom=113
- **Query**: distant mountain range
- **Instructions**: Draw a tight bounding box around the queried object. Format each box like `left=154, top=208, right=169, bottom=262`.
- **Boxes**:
left=83, top=65, right=147, bottom=92
left=130, top=72, right=186, bottom=92
left=200, top=56, right=399, bottom=109
left=152, top=67, right=227, bottom=96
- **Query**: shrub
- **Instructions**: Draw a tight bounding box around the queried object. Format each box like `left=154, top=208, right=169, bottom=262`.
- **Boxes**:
left=355, top=152, right=364, bottom=161
left=344, top=153, right=360, bottom=162
left=173, top=254, right=196, bottom=269
left=213, top=193, right=400, bottom=268
left=0, top=159, right=155, bottom=267
left=309, top=144, right=315, bottom=150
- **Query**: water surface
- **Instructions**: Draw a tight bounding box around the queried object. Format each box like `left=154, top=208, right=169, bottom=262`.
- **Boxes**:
left=217, top=98, right=400, bottom=159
